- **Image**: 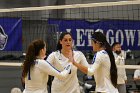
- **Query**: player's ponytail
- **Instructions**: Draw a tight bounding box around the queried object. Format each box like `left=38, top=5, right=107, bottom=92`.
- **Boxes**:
left=91, top=32, right=117, bottom=87
left=105, top=41, right=117, bottom=87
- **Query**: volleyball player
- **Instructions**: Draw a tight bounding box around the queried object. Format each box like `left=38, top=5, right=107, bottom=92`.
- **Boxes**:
left=22, top=39, right=71, bottom=93
left=46, top=32, right=89, bottom=93
left=72, top=32, right=119, bottom=93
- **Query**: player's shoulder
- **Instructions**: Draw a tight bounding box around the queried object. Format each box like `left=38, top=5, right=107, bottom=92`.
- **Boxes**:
left=73, top=50, right=84, bottom=55
left=96, top=50, right=108, bottom=58
left=49, top=50, right=60, bottom=56
left=35, top=59, right=46, bottom=66
left=97, top=50, right=107, bottom=55
left=73, top=50, right=82, bottom=53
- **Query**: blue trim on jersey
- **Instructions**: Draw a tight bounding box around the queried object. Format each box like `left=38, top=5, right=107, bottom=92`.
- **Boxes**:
left=92, top=53, right=97, bottom=64
left=46, top=61, right=61, bottom=73
left=102, top=50, right=107, bottom=54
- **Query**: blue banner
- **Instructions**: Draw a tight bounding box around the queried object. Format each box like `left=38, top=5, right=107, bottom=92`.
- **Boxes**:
left=0, top=18, right=22, bottom=51
left=48, top=19, right=140, bottom=50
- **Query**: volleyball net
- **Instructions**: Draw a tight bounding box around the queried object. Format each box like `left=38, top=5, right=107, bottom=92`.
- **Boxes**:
left=0, top=61, right=140, bottom=70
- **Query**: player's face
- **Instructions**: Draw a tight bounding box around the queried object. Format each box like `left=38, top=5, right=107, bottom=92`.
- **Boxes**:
left=43, top=43, right=46, bottom=55
left=60, top=34, right=73, bottom=50
left=40, top=43, right=46, bottom=59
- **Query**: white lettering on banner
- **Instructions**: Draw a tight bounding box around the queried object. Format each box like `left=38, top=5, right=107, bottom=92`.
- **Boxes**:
left=64, top=28, right=139, bottom=49
left=106, top=29, right=114, bottom=45
left=138, top=30, right=140, bottom=46
left=125, top=30, right=136, bottom=46
left=66, top=29, right=72, bottom=33
left=116, top=30, right=124, bottom=45
left=76, top=29, right=85, bottom=46
left=95, top=29, right=104, bottom=33
left=85, top=29, right=93, bottom=46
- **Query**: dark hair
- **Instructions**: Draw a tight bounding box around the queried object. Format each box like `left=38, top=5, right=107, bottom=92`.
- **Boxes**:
left=91, top=32, right=117, bottom=87
left=22, top=39, right=46, bottom=78
left=56, top=32, right=72, bottom=50
left=112, top=42, right=120, bottom=49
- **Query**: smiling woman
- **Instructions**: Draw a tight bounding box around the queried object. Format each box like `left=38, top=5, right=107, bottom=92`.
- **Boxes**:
left=46, top=32, right=89, bottom=93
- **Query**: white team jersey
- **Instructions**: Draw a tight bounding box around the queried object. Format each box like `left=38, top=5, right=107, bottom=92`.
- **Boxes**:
left=23, top=59, right=70, bottom=93
left=113, top=51, right=127, bottom=84
left=47, top=50, right=89, bottom=93
left=88, top=50, right=119, bottom=93
left=134, top=69, right=140, bottom=78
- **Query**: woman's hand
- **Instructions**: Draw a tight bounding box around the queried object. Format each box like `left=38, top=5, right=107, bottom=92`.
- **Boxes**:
left=68, top=52, right=74, bottom=63
left=68, top=55, right=74, bottom=63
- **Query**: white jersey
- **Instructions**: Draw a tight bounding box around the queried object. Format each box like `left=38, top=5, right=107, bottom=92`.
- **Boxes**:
left=23, top=59, right=71, bottom=93
left=134, top=69, right=140, bottom=78
left=46, top=50, right=89, bottom=93
left=88, top=50, right=118, bottom=93
left=113, top=51, right=127, bottom=84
